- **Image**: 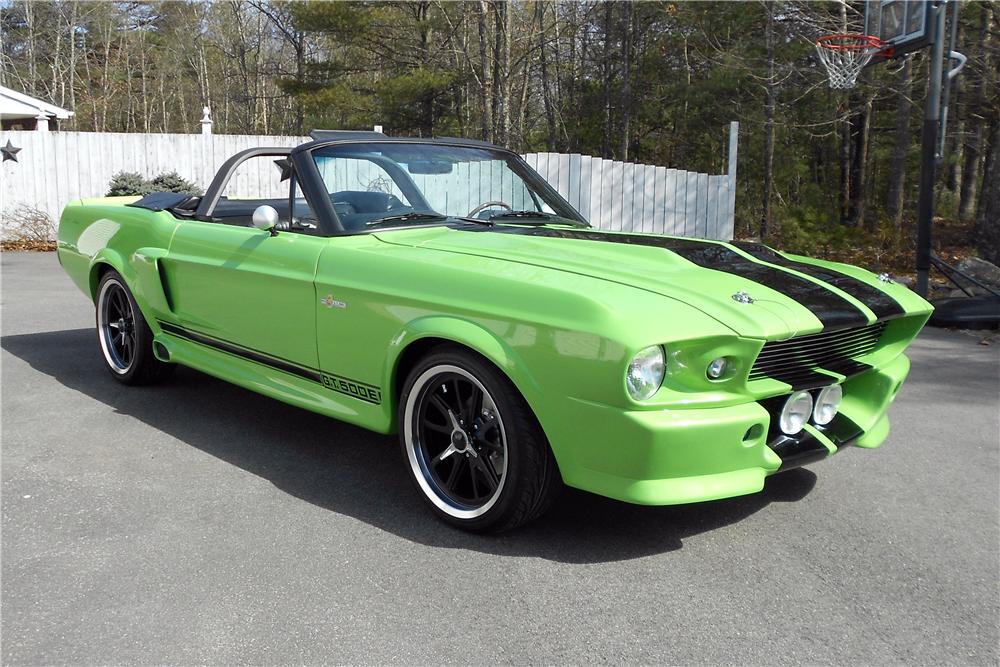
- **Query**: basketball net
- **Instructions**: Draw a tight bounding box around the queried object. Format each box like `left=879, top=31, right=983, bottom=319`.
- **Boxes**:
left=816, top=34, right=888, bottom=89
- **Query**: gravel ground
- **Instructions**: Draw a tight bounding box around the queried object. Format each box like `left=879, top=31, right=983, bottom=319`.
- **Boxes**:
left=2, top=251, right=998, bottom=665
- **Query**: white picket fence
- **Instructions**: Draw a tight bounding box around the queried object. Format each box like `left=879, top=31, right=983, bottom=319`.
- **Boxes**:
left=0, top=125, right=737, bottom=240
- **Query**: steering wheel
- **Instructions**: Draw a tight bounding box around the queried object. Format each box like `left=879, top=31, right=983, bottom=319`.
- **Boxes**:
left=467, top=201, right=512, bottom=218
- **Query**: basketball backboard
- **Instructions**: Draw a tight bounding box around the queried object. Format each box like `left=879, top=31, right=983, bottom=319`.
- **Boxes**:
left=864, top=0, right=935, bottom=63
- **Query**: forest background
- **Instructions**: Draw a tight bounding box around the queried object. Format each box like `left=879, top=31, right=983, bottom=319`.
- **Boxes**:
left=2, top=0, right=998, bottom=271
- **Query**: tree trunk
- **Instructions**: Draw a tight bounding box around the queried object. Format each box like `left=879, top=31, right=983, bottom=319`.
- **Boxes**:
left=565, top=0, right=579, bottom=151
left=837, top=0, right=850, bottom=225
left=417, top=1, right=433, bottom=136
left=537, top=2, right=557, bottom=151
left=295, top=37, right=305, bottom=135
left=761, top=0, right=775, bottom=239
left=959, top=4, right=992, bottom=218
left=619, top=0, right=633, bottom=161
left=847, top=87, right=874, bottom=228
left=550, top=6, right=566, bottom=150
left=26, top=1, right=36, bottom=95
left=601, top=0, right=612, bottom=157
left=490, top=0, right=510, bottom=145
left=67, top=0, right=78, bottom=129
left=945, top=19, right=964, bottom=194
left=960, top=120, right=983, bottom=219
left=975, top=116, right=1000, bottom=265
left=477, top=0, right=492, bottom=142
left=887, top=58, right=913, bottom=232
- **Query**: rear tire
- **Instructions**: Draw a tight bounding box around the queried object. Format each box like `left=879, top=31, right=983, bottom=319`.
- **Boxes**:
left=96, top=269, right=174, bottom=385
left=399, top=346, right=560, bottom=532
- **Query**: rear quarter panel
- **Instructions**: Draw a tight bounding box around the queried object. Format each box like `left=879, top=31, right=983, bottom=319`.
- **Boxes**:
left=57, top=197, right=181, bottom=323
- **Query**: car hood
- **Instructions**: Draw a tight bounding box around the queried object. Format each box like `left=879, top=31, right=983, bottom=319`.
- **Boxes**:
left=374, top=225, right=915, bottom=339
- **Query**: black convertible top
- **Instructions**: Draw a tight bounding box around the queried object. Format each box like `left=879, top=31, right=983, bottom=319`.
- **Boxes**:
left=126, top=191, right=199, bottom=212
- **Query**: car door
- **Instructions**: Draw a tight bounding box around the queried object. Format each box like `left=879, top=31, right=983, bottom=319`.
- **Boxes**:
left=163, top=222, right=325, bottom=371
left=160, top=152, right=326, bottom=371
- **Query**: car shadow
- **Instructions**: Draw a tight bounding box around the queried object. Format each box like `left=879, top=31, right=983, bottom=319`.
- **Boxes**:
left=2, top=328, right=817, bottom=563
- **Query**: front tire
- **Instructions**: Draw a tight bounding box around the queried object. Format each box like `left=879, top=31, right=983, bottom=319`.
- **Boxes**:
left=399, top=346, right=560, bottom=532
left=96, top=270, right=174, bottom=385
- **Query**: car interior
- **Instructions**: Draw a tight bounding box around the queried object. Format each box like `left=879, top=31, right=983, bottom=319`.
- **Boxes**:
left=134, top=190, right=422, bottom=235
left=209, top=190, right=416, bottom=232
left=129, top=146, right=532, bottom=234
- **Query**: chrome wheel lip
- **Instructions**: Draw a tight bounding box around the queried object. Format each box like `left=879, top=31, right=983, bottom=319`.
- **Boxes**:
left=97, top=278, right=135, bottom=375
left=404, top=364, right=509, bottom=520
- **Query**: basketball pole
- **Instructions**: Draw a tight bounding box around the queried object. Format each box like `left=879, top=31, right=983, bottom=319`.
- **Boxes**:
left=914, top=1, right=948, bottom=298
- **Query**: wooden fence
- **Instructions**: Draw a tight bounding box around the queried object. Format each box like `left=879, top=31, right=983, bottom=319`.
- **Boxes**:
left=0, top=124, right=737, bottom=240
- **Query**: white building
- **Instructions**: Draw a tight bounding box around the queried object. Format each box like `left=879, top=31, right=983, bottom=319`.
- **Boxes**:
left=0, top=86, right=73, bottom=131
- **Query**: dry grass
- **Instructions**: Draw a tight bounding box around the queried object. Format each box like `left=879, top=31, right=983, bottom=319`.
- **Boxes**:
left=1, top=205, right=57, bottom=252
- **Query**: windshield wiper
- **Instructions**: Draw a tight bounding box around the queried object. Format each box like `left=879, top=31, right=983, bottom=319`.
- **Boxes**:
left=365, top=212, right=448, bottom=228
left=488, top=211, right=589, bottom=228
left=367, top=212, right=494, bottom=229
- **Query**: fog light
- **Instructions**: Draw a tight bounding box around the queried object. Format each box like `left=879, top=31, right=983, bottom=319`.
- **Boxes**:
left=813, top=384, right=843, bottom=425
left=779, top=391, right=813, bottom=435
left=706, top=357, right=728, bottom=379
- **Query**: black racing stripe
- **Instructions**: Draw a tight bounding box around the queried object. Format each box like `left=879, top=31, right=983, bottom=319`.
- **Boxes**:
left=815, top=412, right=864, bottom=446
left=467, top=226, right=869, bottom=329
left=157, top=321, right=383, bottom=405
left=158, top=321, right=323, bottom=383
left=762, top=367, right=840, bottom=391
left=769, top=431, right=831, bottom=471
left=759, top=360, right=872, bottom=391
left=733, top=242, right=905, bottom=320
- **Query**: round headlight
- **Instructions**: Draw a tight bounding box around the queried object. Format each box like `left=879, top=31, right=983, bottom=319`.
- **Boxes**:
left=706, top=357, right=729, bottom=379
left=626, top=345, right=665, bottom=401
left=779, top=391, right=814, bottom=435
left=813, top=384, right=843, bottom=425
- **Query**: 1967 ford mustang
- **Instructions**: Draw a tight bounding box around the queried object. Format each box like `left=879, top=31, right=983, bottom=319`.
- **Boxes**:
left=57, top=130, right=932, bottom=531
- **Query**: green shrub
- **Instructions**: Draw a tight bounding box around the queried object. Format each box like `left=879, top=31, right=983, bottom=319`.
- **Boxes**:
left=105, top=171, right=202, bottom=197
left=149, top=171, right=202, bottom=195
left=106, top=171, right=151, bottom=197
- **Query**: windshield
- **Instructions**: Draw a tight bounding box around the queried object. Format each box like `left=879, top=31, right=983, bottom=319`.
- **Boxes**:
left=309, top=142, right=583, bottom=231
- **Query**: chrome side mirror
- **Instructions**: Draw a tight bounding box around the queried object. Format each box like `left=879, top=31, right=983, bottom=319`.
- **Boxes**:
left=252, top=205, right=279, bottom=233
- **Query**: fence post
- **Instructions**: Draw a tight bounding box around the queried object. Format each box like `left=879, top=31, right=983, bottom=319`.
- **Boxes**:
left=200, top=107, right=213, bottom=135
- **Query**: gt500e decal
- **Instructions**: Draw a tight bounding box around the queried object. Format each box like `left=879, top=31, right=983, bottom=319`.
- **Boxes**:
left=158, top=321, right=382, bottom=405
left=321, top=373, right=382, bottom=404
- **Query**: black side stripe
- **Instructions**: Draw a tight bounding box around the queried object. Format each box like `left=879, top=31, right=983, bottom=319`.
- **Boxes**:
left=158, top=321, right=322, bottom=383
left=465, top=226, right=870, bottom=329
left=157, top=321, right=382, bottom=404
left=733, top=242, right=905, bottom=320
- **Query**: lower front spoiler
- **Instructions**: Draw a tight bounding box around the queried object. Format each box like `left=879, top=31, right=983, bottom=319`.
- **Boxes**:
left=769, top=431, right=833, bottom=471
left=553, top=353, right=906, bottom=506
left=767, top=413, right=864, bottom=472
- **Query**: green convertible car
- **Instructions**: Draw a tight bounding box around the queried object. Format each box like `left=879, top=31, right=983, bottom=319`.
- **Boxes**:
left=57, top=130, right=932, bottom=532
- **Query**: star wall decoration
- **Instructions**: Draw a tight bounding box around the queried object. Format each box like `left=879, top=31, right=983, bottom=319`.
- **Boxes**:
left=2, top=140, right=21, bottom=163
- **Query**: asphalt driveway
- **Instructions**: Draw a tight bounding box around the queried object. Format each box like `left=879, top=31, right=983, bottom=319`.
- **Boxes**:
left=2, top=251, right=998, bottom=665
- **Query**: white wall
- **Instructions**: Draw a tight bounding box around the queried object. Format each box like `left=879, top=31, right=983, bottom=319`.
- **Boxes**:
left=0, top=128, right=736, bottom=240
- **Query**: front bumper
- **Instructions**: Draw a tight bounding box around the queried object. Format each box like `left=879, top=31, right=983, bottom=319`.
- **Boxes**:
left=550, top=353, right=910, bottom=506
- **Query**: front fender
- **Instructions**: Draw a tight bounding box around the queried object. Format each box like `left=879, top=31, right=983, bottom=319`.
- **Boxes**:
left=384, top=315, right=545, bottom=419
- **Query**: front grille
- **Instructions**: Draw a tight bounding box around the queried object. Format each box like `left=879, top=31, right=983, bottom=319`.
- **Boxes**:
left=749, top=322, right=888, bottom=385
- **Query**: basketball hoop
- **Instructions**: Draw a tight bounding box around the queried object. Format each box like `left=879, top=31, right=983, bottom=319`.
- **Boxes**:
left=815, top=33, right=890, bottom=89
